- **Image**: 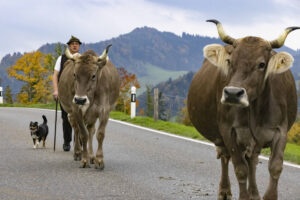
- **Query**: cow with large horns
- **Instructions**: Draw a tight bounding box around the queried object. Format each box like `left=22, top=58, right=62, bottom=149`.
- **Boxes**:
left=188, top=20, right=299, bottom=200
left=58, top=44, right=120, bottom=169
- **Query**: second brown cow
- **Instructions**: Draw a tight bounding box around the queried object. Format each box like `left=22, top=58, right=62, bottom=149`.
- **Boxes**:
left=58, top=45, right=120, bottom=169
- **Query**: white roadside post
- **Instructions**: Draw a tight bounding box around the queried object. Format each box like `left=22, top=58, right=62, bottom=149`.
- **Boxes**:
left=0, top=87, right=3, bottom=104
left=131, top=86, right=136, bottom=119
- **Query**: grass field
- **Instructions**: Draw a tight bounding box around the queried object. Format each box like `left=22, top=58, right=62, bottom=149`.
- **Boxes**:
left=1, top=103, right=300, bottom=165
left=138, top=63, right=188, bottom=94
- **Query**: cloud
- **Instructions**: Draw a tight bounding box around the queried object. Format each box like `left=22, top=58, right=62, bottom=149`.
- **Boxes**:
left=0, top=0, right=299, bottom=60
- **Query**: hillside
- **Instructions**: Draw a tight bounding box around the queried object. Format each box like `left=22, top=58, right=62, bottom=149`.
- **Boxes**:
left=0, top=53, right=23, bottom=94
left=0, top=27, right=222, bottom=95
left=137, top=71, right=195, bottom=119
left=0, top=26, right=299, bottom=97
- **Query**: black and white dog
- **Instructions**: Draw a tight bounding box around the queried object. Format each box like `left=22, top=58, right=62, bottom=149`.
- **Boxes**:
left=29, top=115, right=48, bottom=148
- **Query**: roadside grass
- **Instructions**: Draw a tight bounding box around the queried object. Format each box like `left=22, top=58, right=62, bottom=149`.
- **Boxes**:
left=109, top=111, right=206, bottom=140
left=1, top=103, right=300, bottom=165
left=138, top=63, right=188, bottom=94
left=0, top=102, right=59, bottom=110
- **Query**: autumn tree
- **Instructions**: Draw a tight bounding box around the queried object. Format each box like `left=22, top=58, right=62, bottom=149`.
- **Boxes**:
left=4, top=85, right=13, bottom=104
left=176, top=99, right=192, bottom=126
left=116, top=68, right=140, bottom=114
left=288, top=120, right=300, bottom=145
left=7, top=51, right=54, bottom=104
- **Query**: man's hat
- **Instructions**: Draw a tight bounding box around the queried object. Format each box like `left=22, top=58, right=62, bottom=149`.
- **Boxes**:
left=67, top=35, right=82, bottom=45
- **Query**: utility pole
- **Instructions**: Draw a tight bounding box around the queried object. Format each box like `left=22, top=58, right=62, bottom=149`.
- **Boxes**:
left=154, top=88, right=159, bottom=121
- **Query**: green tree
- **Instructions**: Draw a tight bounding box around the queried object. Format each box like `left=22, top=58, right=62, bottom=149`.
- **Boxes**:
left=158, top=92, right=168, bottom=121
left=54, top=42, right=65, bottom=61
left=146, top=85, right=153, bottom=117
left=6, top=51, right=54, bottom=104
left=4, top=85, right=13, bottom=104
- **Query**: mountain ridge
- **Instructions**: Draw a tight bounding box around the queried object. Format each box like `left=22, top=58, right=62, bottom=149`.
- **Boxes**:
left=0, top=26, right=299, bottom=96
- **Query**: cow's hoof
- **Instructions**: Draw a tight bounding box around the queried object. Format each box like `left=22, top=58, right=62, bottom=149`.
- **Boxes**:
left=263, top=195, right=277, bottom=200
left=73, top=153, right=81, bottom=161
left=80, top=159, right=90, bottom=168
left=218, top=193, right=232, bottom=200
left=218, top=189, right=232, bottom=200
left=90, top=157, right=95, bottom=164
left=250, top=195, right=261, bottom=200
left=94, top=160, right=105, bottom=170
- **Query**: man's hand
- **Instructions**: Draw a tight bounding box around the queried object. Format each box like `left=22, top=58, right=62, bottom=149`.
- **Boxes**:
left=53, top=91, right=58, bottom=100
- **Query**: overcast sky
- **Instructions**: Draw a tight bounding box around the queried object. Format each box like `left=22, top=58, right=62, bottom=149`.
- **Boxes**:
left=0, top=0, right=300, bottom=60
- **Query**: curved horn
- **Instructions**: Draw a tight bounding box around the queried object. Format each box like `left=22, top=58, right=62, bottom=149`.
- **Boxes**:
left=99, top=44, right=112, bottom=60
left=207, top=19, right=236, bottom=45
left=65, top=48, right=81, bottom=60
left=270, top=26, right=300, bottom=48
left=65, top=48, right=74, bottom=59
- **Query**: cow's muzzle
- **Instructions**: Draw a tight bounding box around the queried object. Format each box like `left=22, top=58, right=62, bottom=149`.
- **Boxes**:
left=221, top=86, right=249, bottom=107
left=73, top=95, right=88, bottom=105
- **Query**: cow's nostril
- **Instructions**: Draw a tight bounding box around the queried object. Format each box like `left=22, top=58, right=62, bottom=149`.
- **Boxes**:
left=236, top=90, right=245, bottom=98
left=224, top=89, right=230, bottom=95
left=74, top=97, right=87, bottom=105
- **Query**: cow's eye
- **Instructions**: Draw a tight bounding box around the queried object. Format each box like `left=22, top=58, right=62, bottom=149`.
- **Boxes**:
left=92, top=74, right=96, bottom=80
left=258, top=62, right=266, bottom=69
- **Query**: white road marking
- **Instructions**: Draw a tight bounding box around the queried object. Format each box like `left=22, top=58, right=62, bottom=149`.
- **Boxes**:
left=109, top=119, right=300, bottom=169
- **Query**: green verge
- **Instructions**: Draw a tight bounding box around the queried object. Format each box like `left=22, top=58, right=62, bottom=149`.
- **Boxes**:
left=109, top=111, right=206, bottom=140
left=0, top=102, right=60, bottom=110
left=1, top=104, right=300, bottom=165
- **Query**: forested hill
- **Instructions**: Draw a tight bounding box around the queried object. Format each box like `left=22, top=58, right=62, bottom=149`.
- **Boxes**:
left=137, top=71, right=195, bottom=119
left=38, top=27, right=223, bottom=74
left=0, top=26, right=299, bottom=94
left=0, top=53, right=23, bottom=94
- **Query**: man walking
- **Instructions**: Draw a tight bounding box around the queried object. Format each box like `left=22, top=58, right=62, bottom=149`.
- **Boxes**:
left=52, top=36, right=82, bottom=151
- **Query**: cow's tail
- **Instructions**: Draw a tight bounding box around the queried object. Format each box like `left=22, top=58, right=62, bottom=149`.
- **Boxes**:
left=42, top=115, right=47, bottom=125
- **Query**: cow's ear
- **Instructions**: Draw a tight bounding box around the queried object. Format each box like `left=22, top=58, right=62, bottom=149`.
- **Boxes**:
left=96, top=59, right=107, bottom=69
left=203, top=44, right=230, bottom=73
left=266, top=52, right=294, bottom=75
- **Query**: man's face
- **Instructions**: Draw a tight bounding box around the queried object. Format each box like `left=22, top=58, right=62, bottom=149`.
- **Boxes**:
left=68, top=42, right=80, bottom=54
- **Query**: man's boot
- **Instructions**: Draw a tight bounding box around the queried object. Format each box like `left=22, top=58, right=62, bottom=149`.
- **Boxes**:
left=63, top=143, right=71, bottom=151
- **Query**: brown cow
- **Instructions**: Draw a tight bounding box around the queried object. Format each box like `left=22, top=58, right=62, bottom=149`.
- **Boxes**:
left=58, top=45, right=120, bottom=169
left=188, top=20, right=299, bottom=200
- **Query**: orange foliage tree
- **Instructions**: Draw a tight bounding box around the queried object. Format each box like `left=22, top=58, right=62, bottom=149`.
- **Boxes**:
left=176, top=99, right=192, bottom=126
left=116, top=68, right=140, bottom=114
left=7, top=51, right=54, bottom=104
left=288, top=120, right=300, bottom=145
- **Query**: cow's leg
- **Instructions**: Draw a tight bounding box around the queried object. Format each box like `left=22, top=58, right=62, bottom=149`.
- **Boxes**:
left=77, top=120, right=90, bottom=168
left=94, top=114, right=109, bottom=170
left=216, top=146, right=232, bottom=200
left=230, top=147, right=250, bottom=200
left=247, top=153, right=261, bottom=200
left=68, top=115, right=81, bottom=161
left=263, top=134, right=286, bottom=200
left=218, top=155, right=232, bottom=200
left=87, top=123, right=96, bottom=164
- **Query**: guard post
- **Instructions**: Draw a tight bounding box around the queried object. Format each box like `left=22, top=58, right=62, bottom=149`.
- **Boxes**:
left=131, top=86, right=136, bottom=118
left=0, top=86, right=3, bottom=104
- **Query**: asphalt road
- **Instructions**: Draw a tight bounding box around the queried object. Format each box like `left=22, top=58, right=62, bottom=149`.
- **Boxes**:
left=0, top=107, right=299, bottom=200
